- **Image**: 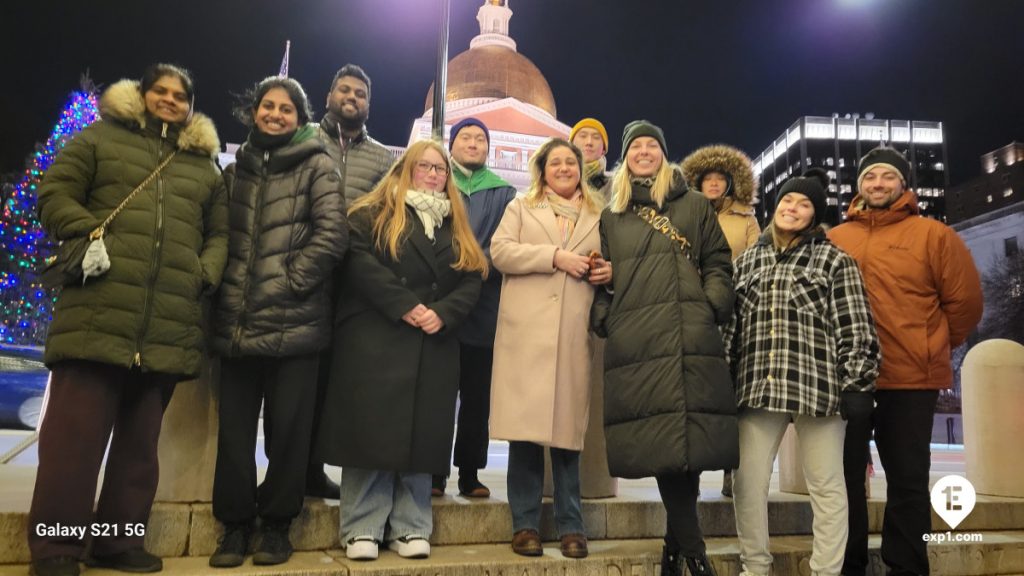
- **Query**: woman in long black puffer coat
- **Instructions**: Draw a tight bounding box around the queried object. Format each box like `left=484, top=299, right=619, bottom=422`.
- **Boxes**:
left=590, top=121, right=737, bottom=576
left=209, top=76, right=347, bottom=568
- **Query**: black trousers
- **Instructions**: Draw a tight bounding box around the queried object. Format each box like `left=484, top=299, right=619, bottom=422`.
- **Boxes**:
left=875, top=389, right=938, bottom=576
left=452, top=344, right=493, bottom=471
left=656, top=472, right=705, bottom=556
left=28, top=360, right=176, bottom=561
left=263, top=347, right=331, bottom=486
left=842, top=404, right=874, bottom=576
left=212, top=354, right=318, bottom=524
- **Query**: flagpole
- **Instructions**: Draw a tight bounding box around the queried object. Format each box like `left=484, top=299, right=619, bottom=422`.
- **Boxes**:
left=279, top=40, right=291, bottom=77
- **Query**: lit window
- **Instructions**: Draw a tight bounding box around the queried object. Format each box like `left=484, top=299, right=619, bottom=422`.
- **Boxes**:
left=839, top=158, right=846, bottom=168
left=934, top=162, right=944, bottom=171
left=987, top=195, right=993, bottom=203
left=1005, top=188, right=1014, bottom=198
left=826, top=157, right=834, bottom=167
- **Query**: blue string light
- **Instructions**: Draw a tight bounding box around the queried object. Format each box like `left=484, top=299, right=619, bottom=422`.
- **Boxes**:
left=0, top=90, right=99, bottom=345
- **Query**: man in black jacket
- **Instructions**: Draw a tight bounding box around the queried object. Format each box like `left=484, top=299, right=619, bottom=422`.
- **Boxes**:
left=266, top=64, right=393, bottom=500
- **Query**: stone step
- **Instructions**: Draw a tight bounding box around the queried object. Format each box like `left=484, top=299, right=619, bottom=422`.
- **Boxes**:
left=5, top=494, right=1024, bottom=564
left=3, top=534, right=1024, bottom=576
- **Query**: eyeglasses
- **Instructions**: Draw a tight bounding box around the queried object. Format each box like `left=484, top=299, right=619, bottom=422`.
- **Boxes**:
left=414, top=161, right=449, bottom=176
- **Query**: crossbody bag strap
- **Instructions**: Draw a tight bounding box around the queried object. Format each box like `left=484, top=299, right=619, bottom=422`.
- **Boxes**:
left=632, top=204, right=701, bottom=274
left=89, top=150, right=178, bottom=241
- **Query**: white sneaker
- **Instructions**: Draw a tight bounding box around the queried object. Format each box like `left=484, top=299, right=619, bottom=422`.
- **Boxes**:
left=345, top=537, right=378, bottom=560
left=388, top=535, right=431, bottom=559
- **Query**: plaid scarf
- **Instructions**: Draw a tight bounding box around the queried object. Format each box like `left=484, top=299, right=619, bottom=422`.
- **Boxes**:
left=544, top=187, right=582, bottom=247
left=404, top=189, right=451, bottom=242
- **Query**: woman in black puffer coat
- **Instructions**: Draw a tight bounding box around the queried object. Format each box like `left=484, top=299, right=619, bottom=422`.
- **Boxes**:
left=590, top=121, right=736, bottom=576
left=209, top=77, right=347, bottom=568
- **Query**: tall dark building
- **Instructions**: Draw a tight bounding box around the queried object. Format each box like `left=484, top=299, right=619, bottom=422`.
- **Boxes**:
left=752, top=115, right=949, bottom=226
left=946, top=142, right=1024, bottom=224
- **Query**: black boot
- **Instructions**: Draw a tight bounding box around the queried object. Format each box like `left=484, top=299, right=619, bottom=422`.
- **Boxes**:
left=660, top=546, right=683, bottom=576
left=431, top=474, right=447, bottom=497
left=684, top=552, right=718, bottom=576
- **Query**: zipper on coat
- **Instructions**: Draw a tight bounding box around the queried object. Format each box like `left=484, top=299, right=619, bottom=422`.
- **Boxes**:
left=134, top=141, right=169, bottom=368
left=232, top=150, right=271, bottom=355
left=338, top=134, right=349, bottom=202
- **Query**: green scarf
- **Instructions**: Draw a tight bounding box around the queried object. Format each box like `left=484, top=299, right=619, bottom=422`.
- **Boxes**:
left=290, top=123, right=319, bottom=145
left=583, top=157, right=606, bottom=185
left=451, top=158, right=510, bottom=196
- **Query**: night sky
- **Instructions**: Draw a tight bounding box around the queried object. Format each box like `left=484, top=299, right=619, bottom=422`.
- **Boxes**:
left=2, top=0, right=1021, bottom=185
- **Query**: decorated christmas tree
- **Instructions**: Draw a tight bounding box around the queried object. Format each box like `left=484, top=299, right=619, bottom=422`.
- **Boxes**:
left=0, top=78, right=100, bottom=345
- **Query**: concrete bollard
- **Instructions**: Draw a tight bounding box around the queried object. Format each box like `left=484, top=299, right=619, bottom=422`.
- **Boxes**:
left=962, top=338, right=1024, bottom=498
left=543, top=337, right=618, bottom=499
left=155, top=358, right=219, bottom=502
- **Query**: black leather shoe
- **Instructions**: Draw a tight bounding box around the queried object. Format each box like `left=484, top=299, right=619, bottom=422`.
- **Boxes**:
left=431, top=474, right=447, bottom=497
left=85, top=548, right=162, bottom=573
left=457, top=471, right=491, bottom=498
left=29, top=556, right=80, bottom=576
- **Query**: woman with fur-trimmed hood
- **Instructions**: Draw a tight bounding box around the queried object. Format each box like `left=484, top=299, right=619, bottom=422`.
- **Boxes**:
left=681, top=144, right=760, bottom=260
left=30, top=63, right=227, bottom=576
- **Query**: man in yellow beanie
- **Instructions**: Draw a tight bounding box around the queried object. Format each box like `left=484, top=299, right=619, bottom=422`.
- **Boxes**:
left=570, top=118, right=610, bottom=195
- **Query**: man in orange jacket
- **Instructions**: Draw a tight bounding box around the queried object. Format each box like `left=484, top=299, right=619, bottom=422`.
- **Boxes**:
left=829, top=145, right=983, bottom=576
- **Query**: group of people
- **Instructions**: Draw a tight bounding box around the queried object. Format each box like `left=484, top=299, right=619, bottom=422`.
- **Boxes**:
left=26, top=59, right=982, bottom=576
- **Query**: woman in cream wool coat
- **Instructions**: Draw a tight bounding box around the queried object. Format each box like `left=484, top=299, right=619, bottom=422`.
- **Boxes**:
left=489, top=138, right=611, bottom=559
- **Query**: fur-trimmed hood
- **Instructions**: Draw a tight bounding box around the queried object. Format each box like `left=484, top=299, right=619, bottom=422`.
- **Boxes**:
left=99, top=79, right=220, bottom=158
left=680, top=144, right=758, bottom=206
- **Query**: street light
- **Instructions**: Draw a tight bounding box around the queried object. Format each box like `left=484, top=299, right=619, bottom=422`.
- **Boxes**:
left=431, top=0, right=451, bottom=142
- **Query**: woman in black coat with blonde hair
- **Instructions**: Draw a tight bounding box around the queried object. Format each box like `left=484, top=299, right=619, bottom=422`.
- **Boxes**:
left=591, top=121, right=736, bottom=576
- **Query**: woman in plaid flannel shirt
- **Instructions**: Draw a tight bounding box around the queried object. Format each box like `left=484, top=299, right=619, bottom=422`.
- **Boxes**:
left=722, top=169, right=880, bottom=576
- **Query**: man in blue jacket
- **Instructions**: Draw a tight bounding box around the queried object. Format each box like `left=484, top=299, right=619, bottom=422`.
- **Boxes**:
left=432, top=117, right=516, bottom=498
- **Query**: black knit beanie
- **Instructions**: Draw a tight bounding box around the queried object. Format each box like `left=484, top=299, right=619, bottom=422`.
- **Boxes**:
left=777, top=168, right=829, bottom=228
left=620, top=120, right=667, bottom=161
left=858, top=145, right=910, bottom=189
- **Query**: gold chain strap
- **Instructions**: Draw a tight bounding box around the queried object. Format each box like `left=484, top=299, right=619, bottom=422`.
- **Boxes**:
left=633, top=204, right=693, bottom=255
left=89, top=151, right=178, bottom=241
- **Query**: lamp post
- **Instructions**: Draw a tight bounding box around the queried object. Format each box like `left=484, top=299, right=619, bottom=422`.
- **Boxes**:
left=431, top=0, right=451, bottom=142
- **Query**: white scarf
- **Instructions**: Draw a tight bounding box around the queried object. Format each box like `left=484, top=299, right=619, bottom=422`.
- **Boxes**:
left=404, top=189, right=451, bottom=241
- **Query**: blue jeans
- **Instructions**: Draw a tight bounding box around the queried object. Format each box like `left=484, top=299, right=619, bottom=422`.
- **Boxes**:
left=339, top=468, right=432, bottom=544
left=507, top=441, right=583, bottom=536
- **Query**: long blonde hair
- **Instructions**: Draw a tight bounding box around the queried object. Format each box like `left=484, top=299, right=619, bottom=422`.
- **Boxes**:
left=348, top=139, right=488, bottom=277
left=607, top=156, right=677, bottom=213
left=522, top=138, right=604, bottom=212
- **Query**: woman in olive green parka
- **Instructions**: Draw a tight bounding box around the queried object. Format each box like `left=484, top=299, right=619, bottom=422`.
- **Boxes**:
left=28, top=64, right=227, bottom=575
left=38, top=75, right=228, bottom=375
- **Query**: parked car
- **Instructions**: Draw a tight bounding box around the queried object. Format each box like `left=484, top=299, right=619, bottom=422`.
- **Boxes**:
left=0, top=345, right=47, bottom=429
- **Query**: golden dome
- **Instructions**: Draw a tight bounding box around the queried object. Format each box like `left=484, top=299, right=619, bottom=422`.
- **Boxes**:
left=424, top=45, right=556, bottom=118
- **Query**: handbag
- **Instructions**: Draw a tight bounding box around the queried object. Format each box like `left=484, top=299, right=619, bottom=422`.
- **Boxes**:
left=40, top=151, right=178, bottom=289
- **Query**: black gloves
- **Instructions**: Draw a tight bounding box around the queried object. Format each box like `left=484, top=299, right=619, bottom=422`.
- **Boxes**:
left=840, top=390, right=874, bottom=421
